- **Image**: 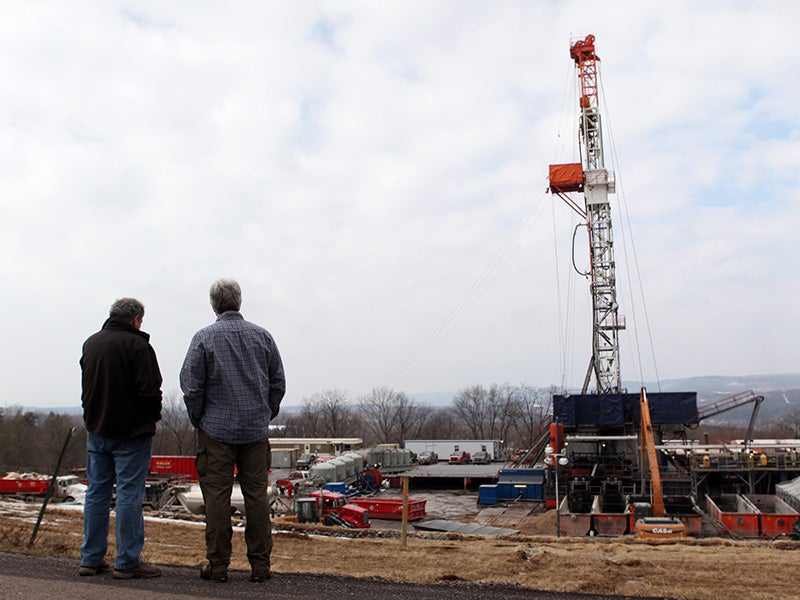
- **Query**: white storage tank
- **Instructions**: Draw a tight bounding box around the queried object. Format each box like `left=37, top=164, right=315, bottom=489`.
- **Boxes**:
left=329, top=458, right=347, bottom=481
left=340, top=454, right=355, bottom=478
left=367, top=449, right=383, bottom=468
left=310, top=461, right=336, bottom=483
left=345, top=452, right=364, bottom=472
left=400, top=449, right=411, bottom=466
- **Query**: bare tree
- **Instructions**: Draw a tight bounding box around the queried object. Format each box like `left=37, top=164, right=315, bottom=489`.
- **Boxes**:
left=0, top=408, right=85, bottom=474
left=303, top=389, right=355, bottom=437
left=509, top=384, right=553, bottom=450
left=0, top=408, right=40, bottom=472
left=488, top=383, right=522, bottom=445
left=155, top=389, right=195, bottom=455
left=453, top=385, right=489, bottom=438
left=418, top=407, right=464, bottom=440
left=278, top=410, right=312, bottom=438
left=41, top=412, right=84, bottom=473
left=450, top=383, right=551, bottom=450
left=775, top=406, right=800, bottom=439
left=358, top=387, right=429, bottom=446
left=359, top=387, right=398, bottom=444
left=394, top=392, right=428, bottom=444
left=298, top=400, right=324, bottom=437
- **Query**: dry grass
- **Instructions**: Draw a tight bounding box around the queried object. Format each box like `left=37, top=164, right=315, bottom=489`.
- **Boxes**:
left=2, top=502, right=800, bottom=600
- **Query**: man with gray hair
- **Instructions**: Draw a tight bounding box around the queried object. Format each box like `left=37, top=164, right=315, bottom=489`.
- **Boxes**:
left=80, top=297, right=163, bottom=579
left=180, top=278, right=285, bottom=583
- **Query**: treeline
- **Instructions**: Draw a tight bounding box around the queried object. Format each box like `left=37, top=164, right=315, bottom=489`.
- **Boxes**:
left=1, top=383, right=553, bottom=473
left=155, top=383, right=556, bottom=457
left=5, top=385, right=799, bottom=475
left=0, top=409, right=85, bottom=475
left=274, top=383, right=555, bottom=451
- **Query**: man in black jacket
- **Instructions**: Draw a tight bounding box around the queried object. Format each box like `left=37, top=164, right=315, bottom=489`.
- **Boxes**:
left=79, top=298, right=163, bottom=579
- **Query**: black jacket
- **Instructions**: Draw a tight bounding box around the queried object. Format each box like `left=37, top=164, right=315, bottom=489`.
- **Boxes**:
left=81, top=317, right=163, bottom=439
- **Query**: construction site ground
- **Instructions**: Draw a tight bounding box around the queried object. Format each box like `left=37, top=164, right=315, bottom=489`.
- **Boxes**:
left=1, top=496, right=799, bottom=599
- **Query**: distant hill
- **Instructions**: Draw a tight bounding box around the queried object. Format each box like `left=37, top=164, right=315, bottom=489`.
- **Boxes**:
left=631, top=373, right=800, bottom=426
left=14, top=373, right=800, bottom=426
left=409, top=391, right=456, bottom=406
left=641, top=373, right=800, bottom=396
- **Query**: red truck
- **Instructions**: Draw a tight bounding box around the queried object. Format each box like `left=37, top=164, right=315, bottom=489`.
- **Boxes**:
left=0, top=474, right=86, bottom=502
left=448, top=450, right=471, bottom=464
left=296, top=490, right=371, bottom=528
left=0, top=476, right=50, bottom=497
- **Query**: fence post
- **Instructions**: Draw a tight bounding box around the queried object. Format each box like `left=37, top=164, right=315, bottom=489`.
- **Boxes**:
left=29, top=427, right=76, bottom=546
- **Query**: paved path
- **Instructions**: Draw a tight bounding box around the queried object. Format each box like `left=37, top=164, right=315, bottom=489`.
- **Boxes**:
left=0, top=552, right=669, bottom=600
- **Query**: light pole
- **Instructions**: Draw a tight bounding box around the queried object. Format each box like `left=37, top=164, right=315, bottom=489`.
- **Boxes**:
left=545, top=445, right=569, bottom=538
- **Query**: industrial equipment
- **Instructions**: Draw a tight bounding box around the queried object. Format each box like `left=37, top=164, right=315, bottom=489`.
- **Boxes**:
left=635, top=388, right=686, bottom=539
left=694, top=391, right=764, bottom=450
left=548, top=33, right=624, bottom=395
left=536, top=33, right=800, bottom=539
left=299, top=490, right=371, bottom=528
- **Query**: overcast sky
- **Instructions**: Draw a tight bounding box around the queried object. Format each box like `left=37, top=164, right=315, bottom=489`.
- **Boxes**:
left=2, top=2, right=798, bottom=411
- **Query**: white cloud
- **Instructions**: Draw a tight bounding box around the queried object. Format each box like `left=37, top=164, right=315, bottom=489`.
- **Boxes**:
left=0, top=1, right=798, bottom=411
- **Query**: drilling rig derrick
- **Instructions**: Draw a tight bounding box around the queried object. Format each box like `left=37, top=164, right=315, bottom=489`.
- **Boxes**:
left=549, top=34, right=625, bottom=394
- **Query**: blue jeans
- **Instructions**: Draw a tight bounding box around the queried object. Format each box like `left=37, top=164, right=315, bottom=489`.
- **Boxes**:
left=80, top=432, right=153, bottom=570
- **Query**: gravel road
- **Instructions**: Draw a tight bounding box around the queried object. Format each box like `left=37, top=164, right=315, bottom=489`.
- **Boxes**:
left=0, top=551, right=670, bottom=600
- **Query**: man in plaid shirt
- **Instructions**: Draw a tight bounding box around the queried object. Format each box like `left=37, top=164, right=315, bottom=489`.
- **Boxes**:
left=180, top=278, right=285, bottom=583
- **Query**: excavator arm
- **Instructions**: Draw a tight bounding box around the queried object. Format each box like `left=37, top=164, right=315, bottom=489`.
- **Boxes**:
left=636, top=387, right=687, bottom=539
left=640, top=388, right=664, bottom=517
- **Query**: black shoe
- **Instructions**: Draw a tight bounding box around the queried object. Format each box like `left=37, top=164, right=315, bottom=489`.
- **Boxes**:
left=200, top=563, right=228, bottom=583
left=250, top=572, right=271, bottom=582
left=79, top=560, right=111, bottom=576
left=112, top=562, right=161, bottom=579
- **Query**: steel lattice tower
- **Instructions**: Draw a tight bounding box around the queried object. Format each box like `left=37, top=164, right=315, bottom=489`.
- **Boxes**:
left=549, top=34, right=625, bottom=394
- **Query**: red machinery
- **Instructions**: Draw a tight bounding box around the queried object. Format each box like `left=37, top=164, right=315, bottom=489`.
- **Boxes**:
left=0, top=476, right=50, bottom=497
left=149, top=455, right=198, bottom=481
left=297, top=490, right=371, bottom=529
left=348, top=497, right=427, bottom=521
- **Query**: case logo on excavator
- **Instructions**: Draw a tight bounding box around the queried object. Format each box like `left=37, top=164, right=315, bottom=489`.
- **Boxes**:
left=651, top=527, right=673, bottom=534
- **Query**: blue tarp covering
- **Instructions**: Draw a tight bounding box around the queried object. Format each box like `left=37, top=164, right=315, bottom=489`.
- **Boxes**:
left=553, top=392, right=698, bottom=426
left=497, top=469, right=545, bottom=484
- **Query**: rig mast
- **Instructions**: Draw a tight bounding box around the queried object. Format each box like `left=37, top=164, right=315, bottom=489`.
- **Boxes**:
left=549, top=34, right=624, bottom=394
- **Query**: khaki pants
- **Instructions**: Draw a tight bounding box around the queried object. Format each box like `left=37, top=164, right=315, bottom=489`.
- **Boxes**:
left=196, top=429, right=272, bottom=575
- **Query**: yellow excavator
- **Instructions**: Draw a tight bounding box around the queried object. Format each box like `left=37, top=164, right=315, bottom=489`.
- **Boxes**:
left=634, top=388, right=687, bottom=539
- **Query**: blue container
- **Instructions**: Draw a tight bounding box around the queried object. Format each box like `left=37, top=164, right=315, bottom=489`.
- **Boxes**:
left=478, top=485, right=498, bottom=505
left=494, top=482, right=543, bottom=502
left=495, top=482, right=516, bottom=501
left=324, top=482, right=347, bottom=494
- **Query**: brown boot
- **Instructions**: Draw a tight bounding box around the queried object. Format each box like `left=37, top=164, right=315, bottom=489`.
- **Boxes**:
left=112, top=562, right=161, bottom=579
left=79, top=560, right=111, bottom=576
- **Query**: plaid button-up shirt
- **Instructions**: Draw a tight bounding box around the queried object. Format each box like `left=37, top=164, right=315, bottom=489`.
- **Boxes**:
left=180, top=311, right=285, bottom=444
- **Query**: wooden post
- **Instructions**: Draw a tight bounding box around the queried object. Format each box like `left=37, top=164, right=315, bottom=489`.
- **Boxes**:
left=30, top=427, right=75, bottom=546
left=401, top=476, right=409, bottom=547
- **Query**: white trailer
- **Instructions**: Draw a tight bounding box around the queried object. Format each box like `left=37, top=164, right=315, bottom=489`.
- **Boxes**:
left=404, top=440, right=501, bottom=461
